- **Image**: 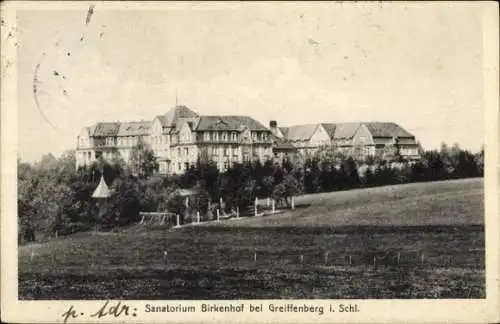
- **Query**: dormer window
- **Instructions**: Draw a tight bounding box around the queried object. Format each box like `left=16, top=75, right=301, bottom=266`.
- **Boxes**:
left=231, top=132, right=237, bottom=141
left=252, top=132, right=258, bottom=141
left=213, top=132, right=219, bottom=141
left=222, top=132, right=228, bottom=141
left=204, top=132, right=210, bottom=141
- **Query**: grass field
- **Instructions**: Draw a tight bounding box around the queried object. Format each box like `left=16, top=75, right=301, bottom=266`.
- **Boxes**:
left=18, top=178, right=485, bottom=299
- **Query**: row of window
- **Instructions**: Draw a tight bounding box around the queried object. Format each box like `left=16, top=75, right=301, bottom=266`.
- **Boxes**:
left=203, top=131, right=269, bottom=142
left=86, top=136, right=149, bottom=147
left=151, top=135, right=168, bottom=145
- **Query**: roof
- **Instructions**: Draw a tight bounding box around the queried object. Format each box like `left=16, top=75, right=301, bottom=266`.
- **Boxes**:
left=279, top=127, right=289, bottom=137
left=277, top=122, right=414, bottom=141
left=91, top=122, right=121, bottom=137
left=279, top=124, right=319, bottom=141
left=92, top=176, right=112, bottom=198
left=363, top=122, right=415, bottom=138
left=117, top=121, right=151, bottom=136
left=194, top=115, right=269, bottom=132
left=320, top=123, right=337, bottom=138
left=331, top=123, right=361, bottom=139
left=273, top=141, right=298, bottom=151
left=157, top=105, right=199, bottom=127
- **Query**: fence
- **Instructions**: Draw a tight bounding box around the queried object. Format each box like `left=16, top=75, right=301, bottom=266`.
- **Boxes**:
left=138, top=197, right=297, bottom=228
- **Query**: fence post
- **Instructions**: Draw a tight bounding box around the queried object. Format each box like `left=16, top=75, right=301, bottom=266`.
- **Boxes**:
left=300, top=254, right=304, bottom=264
left=197, top=211, right=200, bottom=224
left=267, top=197, right=270, bottom=208
left=397, top=252, right=400, bottom=265
left=30, top=250, right=34, bottom=262
left=373, top=256, right=376, bottom=268
left=421, top=253, right=425, bottom=266
left=349, top=255, right=352, bottom=265
left=254, top=251, right=257, bottom=262
left=272, top=199, right=275, bottom=213
left=176, top=214, right=180, bottom=227
left=324, top=251, right=329, bottom=264
left=236, top=207, right=239, bottom=218
left=291, top=196, right=295, bottom=210
left=217, top=209, right=220, bottom=222
left=254, top=198, right=258, bottom=216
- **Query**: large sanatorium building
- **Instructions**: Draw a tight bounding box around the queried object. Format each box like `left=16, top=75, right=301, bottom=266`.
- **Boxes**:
left=75, top=105, right=421, bottom=174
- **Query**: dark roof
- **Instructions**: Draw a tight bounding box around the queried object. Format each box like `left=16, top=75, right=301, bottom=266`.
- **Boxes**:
left=117, top=121, right=151, bottom=136
left=277, top=122, right=414, bottom=141
left=363, top=122, right=414, bottom=138
left=331, top=123, right=361, bottom=139
left=280, top=124, right=319, bottom=141
left=320, top=123, right=337, bottom=138
left=158, top=105, right=199, bottom=127
left=194, top=115, right=269, bottom=132
left=278, top=127, right=289, bottom=137
left=273, top=141, right=298, bottom=151
left=91, top=122, right=121, bottom=136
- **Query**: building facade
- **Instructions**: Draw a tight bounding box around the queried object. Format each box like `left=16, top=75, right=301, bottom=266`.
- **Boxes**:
left=76, top=106, right=274, bottom=174
left=270, top=121, right=421, bottom=162
left=76, top=106, right=421, bottom=174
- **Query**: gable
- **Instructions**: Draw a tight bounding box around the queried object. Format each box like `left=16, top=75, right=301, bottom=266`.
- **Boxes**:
left=352, top=124, right=374, bottom=145
left=179, top=122, right=193, bottom=143
left=240, top=127, right=252, bottom=144
left=151, top=118, right=163, bottom=135
left=78, top=127, right=90, bottom=140
left=309, top=124, right=331, bottom=146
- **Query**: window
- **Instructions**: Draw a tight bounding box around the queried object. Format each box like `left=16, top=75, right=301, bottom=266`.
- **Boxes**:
left=224, top=147, right=229, bottom=156
left=252, top=132, right=258, bottom=141
left=184, top=148, right=189, bottom=156
left=224, top=161, right=229, bottom=170
left=231, top=132, right=237, bottom=141
left=211, top=147, right=217, bottom=155
left=177, top=148, right=181, bottom=156
left=222, top=132, right=228, bottom=141
left=213, top=132, right=219, bottom=141
left=184, top=162, right=189, bottom=171
left=204, top=132, right=210, bottom=141
left=178, top=163, right=181, bottom=171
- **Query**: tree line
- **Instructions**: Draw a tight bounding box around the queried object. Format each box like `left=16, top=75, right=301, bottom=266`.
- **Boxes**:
left=17, top=142, right=484, bottom=244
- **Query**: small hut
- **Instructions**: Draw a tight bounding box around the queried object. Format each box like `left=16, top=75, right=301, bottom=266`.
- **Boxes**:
left=92, top=175, right=112, bottom=220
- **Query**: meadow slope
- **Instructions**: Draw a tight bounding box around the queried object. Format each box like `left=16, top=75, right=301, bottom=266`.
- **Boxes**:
left=19, top=178, right=485, bottom=299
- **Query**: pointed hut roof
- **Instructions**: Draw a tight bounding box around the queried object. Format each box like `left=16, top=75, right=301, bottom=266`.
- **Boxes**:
left=92, top=176, right=112, bottom=199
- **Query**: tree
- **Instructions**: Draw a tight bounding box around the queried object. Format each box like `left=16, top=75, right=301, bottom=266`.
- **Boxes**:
left=130, top=138, right=158, bottom=179
left=342, top=156, right=361, bottom=188
left=272, top=174, right=302, bottom=208
left=475, top=146, right=484, bottom=177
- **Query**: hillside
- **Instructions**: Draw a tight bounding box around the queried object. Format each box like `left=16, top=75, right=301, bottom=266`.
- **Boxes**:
left=18, top=178, right=485, bottom=299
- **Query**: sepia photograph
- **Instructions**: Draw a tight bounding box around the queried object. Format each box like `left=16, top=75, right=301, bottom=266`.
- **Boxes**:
left=2, top=1, right=499, bottom=323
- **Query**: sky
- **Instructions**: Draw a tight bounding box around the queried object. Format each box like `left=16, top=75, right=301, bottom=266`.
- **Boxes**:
left=14, top=2, right=485, bottom=162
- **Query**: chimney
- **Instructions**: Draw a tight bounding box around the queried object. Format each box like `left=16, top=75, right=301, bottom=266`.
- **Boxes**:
left=269, top=120, right=277, bottom=129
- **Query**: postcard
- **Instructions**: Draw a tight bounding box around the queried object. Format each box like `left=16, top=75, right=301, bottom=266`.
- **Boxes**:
left=1, top=1, right=499, bottom=323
